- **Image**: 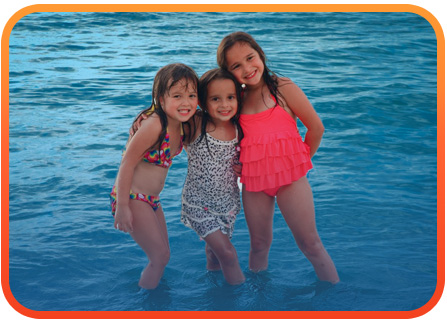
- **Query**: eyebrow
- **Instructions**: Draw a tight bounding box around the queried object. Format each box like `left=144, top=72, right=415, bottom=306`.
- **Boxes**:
left=229, top=52, right=253, bottom=69
left=170, top=87, right=197, bottom=95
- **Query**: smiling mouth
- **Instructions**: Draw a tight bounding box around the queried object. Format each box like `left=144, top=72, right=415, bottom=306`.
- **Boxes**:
left=178, top=108, right=191, bottom=115
left=246, top=70, right=256, bottom=80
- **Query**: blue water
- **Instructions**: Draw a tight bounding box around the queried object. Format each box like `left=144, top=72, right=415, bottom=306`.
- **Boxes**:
left=7, top=11, right=438, bottom=312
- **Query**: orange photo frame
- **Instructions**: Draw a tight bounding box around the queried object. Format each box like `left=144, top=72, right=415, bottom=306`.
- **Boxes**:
left=1, top=3, right=445, bottom=320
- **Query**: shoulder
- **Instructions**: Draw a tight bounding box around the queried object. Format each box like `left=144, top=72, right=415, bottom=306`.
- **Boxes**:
left=133, top=113, right=162, bottom=140
left=276, top=77, right=309, bottom=103
left=124, top=113, right=163, bottom=156
left=277, top=77, right=300, bottom=93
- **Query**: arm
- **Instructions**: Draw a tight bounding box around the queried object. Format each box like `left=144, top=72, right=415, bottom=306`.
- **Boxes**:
left=233, top=163, right=242, bottom=177
left=278, top=78, right=324, bottom=158
left=114, top=117, right=162, bottom=233
left=129, top=109, right=150, bottom=136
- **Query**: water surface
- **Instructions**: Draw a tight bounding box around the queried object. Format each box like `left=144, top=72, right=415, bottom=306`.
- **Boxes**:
left=8, top=11, right=437, bottom=312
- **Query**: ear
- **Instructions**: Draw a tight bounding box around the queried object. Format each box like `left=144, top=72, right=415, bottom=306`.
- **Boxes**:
left=158, top=96, right=164, bottom=107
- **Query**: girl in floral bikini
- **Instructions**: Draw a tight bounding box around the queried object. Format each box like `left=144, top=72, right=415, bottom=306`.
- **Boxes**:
left=181, top=68, right=245, bottom=285
left=111, top=63, right=198, bottom=289
left=132, top=68, right=246, bottom=285
left=217, top=32, right=339, bottom=284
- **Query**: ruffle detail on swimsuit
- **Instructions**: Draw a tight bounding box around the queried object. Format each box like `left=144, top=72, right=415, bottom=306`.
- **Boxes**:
left=239, top=131, right=313, bottom=191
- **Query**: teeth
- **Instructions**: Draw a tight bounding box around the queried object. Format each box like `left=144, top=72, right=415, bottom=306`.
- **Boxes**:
left=247, top=71, right=256, bottom=78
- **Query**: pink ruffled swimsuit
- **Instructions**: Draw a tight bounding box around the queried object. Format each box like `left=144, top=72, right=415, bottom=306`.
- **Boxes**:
left=239, top=98, right=313, bottom=196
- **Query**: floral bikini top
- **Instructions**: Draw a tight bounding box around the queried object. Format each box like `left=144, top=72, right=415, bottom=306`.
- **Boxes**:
left=142, top=129, right=184, bottom=168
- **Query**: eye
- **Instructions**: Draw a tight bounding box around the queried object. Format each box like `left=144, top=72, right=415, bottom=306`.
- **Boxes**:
left=231, top=64, right=240, bottom=70
left=228, top=95, right=235, bottom=100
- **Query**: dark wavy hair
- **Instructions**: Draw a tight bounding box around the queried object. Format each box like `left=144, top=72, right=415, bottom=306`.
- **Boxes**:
left=195, top=68, right=243, bottom=151
left=216, top=31, right=286, bottom=107
left=131, top=63, right=198, bottom=151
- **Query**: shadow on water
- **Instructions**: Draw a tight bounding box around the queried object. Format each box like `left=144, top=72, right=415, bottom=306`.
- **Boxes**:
left=139, top=282, right=173, bottom=311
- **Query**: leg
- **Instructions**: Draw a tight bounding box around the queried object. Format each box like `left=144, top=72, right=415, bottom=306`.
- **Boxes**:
left=129, top=200, right=170, bottom=289
left=242, top=185, right=275, bottom=272
left=276, top=177, right=339, bottom=284
left=205, top=243, right=221, bottom=271
left=204, top=230, right=245, bottom=285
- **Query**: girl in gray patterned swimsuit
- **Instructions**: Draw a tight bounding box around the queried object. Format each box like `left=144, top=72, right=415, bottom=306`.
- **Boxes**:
left=181, top=68, right=245, bottom=285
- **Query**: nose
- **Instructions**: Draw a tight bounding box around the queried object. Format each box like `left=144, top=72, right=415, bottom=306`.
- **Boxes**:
left=186, top=97, right=197, bottom=108
left=182, top=97, right=191, bottom=105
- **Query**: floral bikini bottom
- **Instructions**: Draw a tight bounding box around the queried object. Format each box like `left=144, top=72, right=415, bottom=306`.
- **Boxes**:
left=110, top=186, right=161, bottom=215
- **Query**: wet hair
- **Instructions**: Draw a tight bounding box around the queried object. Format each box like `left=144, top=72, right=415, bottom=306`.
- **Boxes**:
left=131, top=63, right=198, bottom=151
left=216, top=31, right=286, bottom=107
left=195, top=68, right=243, bottom=151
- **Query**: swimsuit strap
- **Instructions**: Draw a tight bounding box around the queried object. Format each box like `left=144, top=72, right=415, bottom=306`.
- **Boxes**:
left=142, top=131, right=171, bottom=168
left=270, top=93, right=280, bottom=108
left=173, top=126, right=184, bottom=157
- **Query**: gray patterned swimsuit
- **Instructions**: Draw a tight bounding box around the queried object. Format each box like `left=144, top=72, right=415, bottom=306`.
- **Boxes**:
left=181, top=127, right=241, bottom=239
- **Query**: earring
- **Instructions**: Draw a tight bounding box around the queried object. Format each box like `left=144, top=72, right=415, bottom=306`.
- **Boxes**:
left=241, top=84, right=246, bottom=89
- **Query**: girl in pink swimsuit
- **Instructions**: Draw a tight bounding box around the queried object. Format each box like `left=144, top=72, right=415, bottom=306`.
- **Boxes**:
left=217, top=32, right=339, bottom=284
left=111, top=63, right=198, bottom=289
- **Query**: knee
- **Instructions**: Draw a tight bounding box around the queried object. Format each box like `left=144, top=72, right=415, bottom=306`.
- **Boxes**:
left=250, top=237, right=271, bottom=254
left=205, top=244, right=215, bottom=257
left=151, top=247, right=170, bottom=267
left=297, top=236, right=324, bottom=258
left=217, top=246, right=238, bottom=266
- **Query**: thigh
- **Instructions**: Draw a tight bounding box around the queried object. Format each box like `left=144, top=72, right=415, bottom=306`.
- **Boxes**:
left=276, top=177, right=318, bottom=239
left=154, top=205, right=169, bottom=248
left=129, top=200, right=170, bottom=255
left=242, top=185, right=275, bottom=242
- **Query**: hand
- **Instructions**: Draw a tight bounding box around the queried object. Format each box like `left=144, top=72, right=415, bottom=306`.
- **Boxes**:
left=129, top=111, right=149, bottom=136
left=114, top=205, right=134, bottom=233
left=233, top=163, right=242, bottom=177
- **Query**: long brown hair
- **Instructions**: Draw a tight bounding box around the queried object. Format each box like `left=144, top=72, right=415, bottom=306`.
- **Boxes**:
left=196, top=68, right=243, bottom=151
left=131, top=63, right=198, bottom=151
left=216, top=31, right=286, bottom=107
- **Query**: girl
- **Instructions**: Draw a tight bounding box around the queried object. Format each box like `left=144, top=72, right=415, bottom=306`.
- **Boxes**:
left=217, top=32, right=339, bottom=284
left=111, top=63, right=198, bottom=289
left=181, top=68, right=245, bottom=285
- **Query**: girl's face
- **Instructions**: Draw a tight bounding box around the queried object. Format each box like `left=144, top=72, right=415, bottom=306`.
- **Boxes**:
left=206, top=78, right=238, bottom=123
left=160, top=78, right=198, bottom=123
left=225, top=42, right=264, bottom=87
